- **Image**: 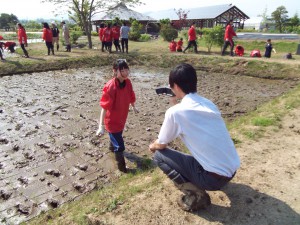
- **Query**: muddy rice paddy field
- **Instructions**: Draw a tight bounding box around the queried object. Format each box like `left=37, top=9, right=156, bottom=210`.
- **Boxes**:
left=0, top=66, right=299, bottom=224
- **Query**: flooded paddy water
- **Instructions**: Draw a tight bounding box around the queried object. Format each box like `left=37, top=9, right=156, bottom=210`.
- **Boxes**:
left=0, top=66, right=299, bottom=224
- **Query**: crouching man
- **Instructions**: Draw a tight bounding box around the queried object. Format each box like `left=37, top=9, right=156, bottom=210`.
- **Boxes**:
left=149, top=63, right=240, bottom=211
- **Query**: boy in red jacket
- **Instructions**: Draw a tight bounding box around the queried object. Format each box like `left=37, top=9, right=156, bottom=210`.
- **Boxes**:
left=42, top=22, right=54, bottom=55
left=169, top=39, right=177, bottom=52
left=183, top=22, right=198, bottom=53
left=176, top=38, right=183, bottom=52
left=96, top=59, right=139, bottom=172
left=221, top=19, right=237, bottom=56
left=17, top=23, right=29, bottom=58
left=103, top=24, right=113, bottom=53
left=112, top=23, right=121, bottom=52
left=98, top=23, right=105, bottom=52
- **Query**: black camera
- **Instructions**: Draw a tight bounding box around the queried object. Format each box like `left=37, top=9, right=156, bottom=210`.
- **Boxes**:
left=155, top=87, right=175, bottom=97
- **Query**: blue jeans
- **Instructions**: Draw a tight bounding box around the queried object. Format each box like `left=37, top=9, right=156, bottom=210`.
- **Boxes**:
left=108, top=131, right=125, bottom=152
left=153, top=148, right=233, bottom=191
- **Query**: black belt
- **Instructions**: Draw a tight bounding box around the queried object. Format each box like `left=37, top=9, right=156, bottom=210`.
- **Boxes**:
left=207, top=171, right=235, bottom=181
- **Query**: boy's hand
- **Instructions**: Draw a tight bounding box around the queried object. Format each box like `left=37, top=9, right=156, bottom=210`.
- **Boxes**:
left=96, top=125, right=105, bottom=136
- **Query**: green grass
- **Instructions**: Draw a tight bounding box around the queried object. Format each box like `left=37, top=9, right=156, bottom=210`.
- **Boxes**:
left=228, top=83, right=300, bottom=142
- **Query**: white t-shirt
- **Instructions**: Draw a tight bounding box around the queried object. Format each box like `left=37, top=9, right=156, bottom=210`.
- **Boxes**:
left=120, top=26, right=130, bottom=39
left=158, top=93, right=240, bottom=177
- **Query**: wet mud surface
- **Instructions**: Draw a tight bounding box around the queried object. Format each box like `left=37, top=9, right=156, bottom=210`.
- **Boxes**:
left=0, top=66, right=299, bottom=224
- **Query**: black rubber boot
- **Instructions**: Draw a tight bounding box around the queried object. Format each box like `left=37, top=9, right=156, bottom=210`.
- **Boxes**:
left=168, top=169, right=211, bottom=211
left=52, top=49, right=55, bottom=55
left=57, top=45, right=59, bottom=51
left=175, top=182, right=211, bottom=211
left=114, top=152, right=127, bottom=173
left=68, top=45, right=71, bottom=52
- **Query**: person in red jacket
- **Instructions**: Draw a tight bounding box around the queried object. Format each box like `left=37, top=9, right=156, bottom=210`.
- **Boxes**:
left=98, top=23, right=106, bottom=52
left=183, top=22, right=198, bottom=53
left=235, top=45, right=244, bottom=56
left=112, top=23, right=121, bottom=52
left=17, top=23, right=29, bottom=58
left=221, top=19, right=237, bottom=56
left=96, top=59, right=139, bottom=172
left=169, top=39, right=177, bottom=52
left=42, top=22, right=54, bottom=55
left=103, top=24, right=113, bottom=53
left=176, top=38, right=183, bottom=52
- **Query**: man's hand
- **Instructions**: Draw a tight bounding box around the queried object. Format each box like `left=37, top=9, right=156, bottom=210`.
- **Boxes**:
left=149, top=143, right=157, bottom=153
left=96, top=125, right=105, bottom=136
left=149, top=139, right=167, bottom=153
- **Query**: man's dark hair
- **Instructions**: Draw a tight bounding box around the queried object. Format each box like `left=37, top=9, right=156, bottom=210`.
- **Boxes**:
left=169, top=63, right=197, bottom=94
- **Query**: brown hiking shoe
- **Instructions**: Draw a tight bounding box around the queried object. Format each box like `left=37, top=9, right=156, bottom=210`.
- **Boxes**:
left=177, top=190, right=211, bottom=212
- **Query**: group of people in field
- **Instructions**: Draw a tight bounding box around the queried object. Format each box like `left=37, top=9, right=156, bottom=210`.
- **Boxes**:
left=168, top=19, right=279, bottom=59
left=0, top=21, right=70, bottom=60
left=98, top=22, right=130, bottom=54
left=40, top=21, right=71, bottom=55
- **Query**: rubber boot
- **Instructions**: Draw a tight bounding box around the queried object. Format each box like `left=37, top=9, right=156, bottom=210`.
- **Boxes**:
left=168, top=169, right=211, bottom=211
left=57, top=45, right=59, bottom=51
left=47, top=49, right=50, bottom=55
left=51, top=49, right=55, bottom=55
left=175, top=182, right=211, bottom=211
left=68, top=45, right=71, bottom=52
left=114, top=152, right=127, bottom=173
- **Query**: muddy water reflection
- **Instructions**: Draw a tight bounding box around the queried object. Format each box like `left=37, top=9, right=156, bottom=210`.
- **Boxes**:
left=0, top=67, right=298, bottom=223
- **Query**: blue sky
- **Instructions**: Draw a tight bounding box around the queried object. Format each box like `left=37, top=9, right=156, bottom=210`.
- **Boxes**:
left=0, top=0, right=299, bottom=20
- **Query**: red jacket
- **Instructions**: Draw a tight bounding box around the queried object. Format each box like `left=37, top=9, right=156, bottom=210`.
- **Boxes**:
left=18, top=27, right=27, bottom=44
left=112, top=26, right=120, bottom=40
left=177, top=40, right=183, bottom=51
left=235, top=45, right=244, bottom=56
left=224, top=24, right=236, bottom=41
left=98, top=28, right=105, bottom=41
left=100, top=77, right=136, bottom=133
left=103, top=27, right=113, bottom=42
left=169, top=41, right=176, bottom=52
left=42, top=28, right=53, bottom=42
left=188, top=26, right=196, bottom=41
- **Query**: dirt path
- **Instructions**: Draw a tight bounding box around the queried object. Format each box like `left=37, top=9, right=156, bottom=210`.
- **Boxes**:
left=0, top=66, right=299, bottom=224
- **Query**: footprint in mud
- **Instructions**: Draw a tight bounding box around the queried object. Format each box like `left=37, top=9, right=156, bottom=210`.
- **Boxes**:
left=0, top=190, right=13, bottom=200
left=44, top=169, right=61, bottom=177
left=47, top=198, right=59, bottom=208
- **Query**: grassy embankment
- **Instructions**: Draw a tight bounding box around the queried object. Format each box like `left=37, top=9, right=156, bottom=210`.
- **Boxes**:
left=3, top=36, right=299, bottom=225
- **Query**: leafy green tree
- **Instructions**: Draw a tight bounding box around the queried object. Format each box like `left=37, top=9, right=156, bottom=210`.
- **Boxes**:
left=289, top=13, right=300, bottom=28
left=258, top=7, right=268, bottom=30
left=0, top=13, right=19, bottom=30
left=129, top=19, right=143, bottom=41
left=160, top=24, right=178, bottom=42
left=271, top=6, right=288, bottom=33
left=42, top=0, right=142, bottom=49
left=202, top=26, right=224, bottom=52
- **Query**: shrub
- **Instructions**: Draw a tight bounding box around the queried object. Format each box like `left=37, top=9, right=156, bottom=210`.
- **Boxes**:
left=139, top=34, right=151, bottom=42
left=160, top=25, right=178, bottom=42
left=202, top=26, right=224, bottom=52
left=70, top=31, right=83, bottom=44
left=91, top=31, right=98, bottom=36
left=129, top=20, right=143, bottom=41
